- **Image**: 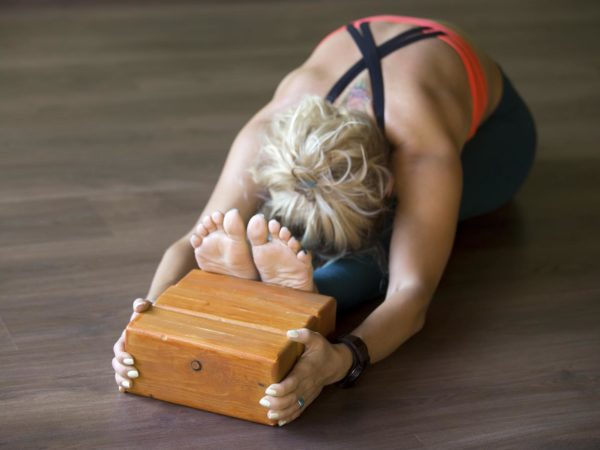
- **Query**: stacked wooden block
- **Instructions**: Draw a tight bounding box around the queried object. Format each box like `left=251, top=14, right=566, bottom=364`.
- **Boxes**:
left=125, top=270, right=336, bottom=425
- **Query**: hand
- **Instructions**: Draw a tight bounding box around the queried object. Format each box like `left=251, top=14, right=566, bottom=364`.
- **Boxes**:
left=258, top=328, right=353, bottom=426
left=112, top=298, right=152, bottom=392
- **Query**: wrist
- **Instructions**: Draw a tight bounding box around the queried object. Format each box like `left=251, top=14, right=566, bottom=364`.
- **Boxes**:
left=329, top=343, right=354, bottom=384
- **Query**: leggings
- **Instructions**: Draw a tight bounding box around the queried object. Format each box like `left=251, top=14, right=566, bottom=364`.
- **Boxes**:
left=313, top=69, right=537, bottom=317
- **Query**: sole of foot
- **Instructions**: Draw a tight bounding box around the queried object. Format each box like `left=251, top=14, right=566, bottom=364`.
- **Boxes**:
left=190, top=209, right=259, bottom=280
left=246, top=214, right=314, bottom=292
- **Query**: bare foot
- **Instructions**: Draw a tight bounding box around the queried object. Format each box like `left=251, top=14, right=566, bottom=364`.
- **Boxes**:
left=246, top=214, right=315, bottom=292
left=190, top=209, right=259, bottom=280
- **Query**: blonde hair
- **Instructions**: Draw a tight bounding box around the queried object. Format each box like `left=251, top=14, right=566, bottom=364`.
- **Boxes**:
left=250, top=95, right=392, bottom=261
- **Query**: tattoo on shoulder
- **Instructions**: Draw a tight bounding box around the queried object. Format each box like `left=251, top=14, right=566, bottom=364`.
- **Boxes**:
left=342, top=78, right=371, bottom=111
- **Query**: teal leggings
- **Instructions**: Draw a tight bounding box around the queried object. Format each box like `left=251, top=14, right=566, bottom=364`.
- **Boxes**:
left=313, top=70, right=537, bottom=317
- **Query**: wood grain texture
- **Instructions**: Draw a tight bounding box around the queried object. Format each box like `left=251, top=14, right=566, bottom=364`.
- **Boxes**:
left=0, top=1, right=599, bottom=449
left=124, top=270, right=335, bottom=426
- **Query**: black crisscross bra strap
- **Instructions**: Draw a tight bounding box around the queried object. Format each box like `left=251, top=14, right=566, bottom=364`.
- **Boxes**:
left=325, top=24, right=446, bottom=132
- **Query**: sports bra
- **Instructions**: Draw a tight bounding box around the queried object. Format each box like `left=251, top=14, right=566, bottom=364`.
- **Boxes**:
left=319, top=16, right=489, bottom=140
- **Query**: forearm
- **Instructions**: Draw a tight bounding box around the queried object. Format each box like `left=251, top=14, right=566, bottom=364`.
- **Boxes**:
left=145, top=237, right=197, bottom=301
left=144, top=109, right=272, bottom=301
left=349, top=286, right=430, bottom=364
left=328, top=285, right=430, bottom=385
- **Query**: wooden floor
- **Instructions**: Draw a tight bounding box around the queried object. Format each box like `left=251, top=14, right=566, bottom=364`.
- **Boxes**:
left=1, top=1, right=599, bottom=448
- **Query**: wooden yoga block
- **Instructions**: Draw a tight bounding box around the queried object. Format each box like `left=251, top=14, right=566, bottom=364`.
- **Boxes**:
left=124, top=269, right=337, bottom=425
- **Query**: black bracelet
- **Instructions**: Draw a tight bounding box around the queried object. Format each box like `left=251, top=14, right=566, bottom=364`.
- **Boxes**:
left=333, top=334, right=371, bottom=388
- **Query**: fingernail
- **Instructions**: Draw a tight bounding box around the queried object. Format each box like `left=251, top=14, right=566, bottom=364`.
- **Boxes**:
left=127, top=370, right=139, bottom=379
left=259, top=397, right=271, bottom=408
left=123, top=357, right=134, bottom=365
left=287, top=330, right=299, bottom=338
left=268, top=411, right=279, bottom=419
left=121, top=380, right=131, bottom=389
left=265, top=387, right=277, bottom=396
left=278, top=420, right=287, bottom=427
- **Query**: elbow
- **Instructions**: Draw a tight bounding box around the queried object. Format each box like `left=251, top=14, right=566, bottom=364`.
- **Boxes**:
left=406, top=290, right=430, bottom=337
left=384, top=283, right=431, bottom=337
left=412, top=311, right=427, bottom=336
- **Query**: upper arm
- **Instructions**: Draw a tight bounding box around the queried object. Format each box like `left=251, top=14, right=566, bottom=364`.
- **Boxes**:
left=186, top=66, right=320, bottom=238
left=382, top=76, right=468, bottom=299
left=386, top=147, right=463, bottom=299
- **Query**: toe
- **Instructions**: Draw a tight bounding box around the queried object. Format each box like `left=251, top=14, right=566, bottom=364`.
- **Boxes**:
left=297, top=250, right=312, bottom=267
left=223, top=209, right=246, bottom=242
left=247, top=214, right=269, bottom=246
left=190, top=234, right=202, bottom=248
left=202, top=215, right=217, bottom=233
left=211, top=211, right=224, bottom=229
left=287, top=237, right=301, bottom=254
left=196, top=224, right=209, bottom=237
left=279, top=226, right=292, bottom=242
left=268, top=219, right=281, bottom=239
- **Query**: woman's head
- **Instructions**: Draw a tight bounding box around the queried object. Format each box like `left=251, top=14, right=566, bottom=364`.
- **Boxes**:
left=250, top=95, right=392, bottom=261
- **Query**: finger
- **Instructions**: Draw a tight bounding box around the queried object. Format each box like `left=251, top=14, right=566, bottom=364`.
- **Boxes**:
left=113, top=334, right=125, bottom=355
left=275, top=384, right=321, bottom=425
left=113, top=335, right=134, bottom=365
left=115, top=373, right=132, bottom=390
left=265, top=364, right=314, bottom=408
left=112, top=357, right=139, bottom=379
left=133, top=298, right=152, bottom=313
left=264, top=350, right=314, bottom=397
left=266, top=373, right=300, bottom=398
left=260, top=387, right=304, bottom=411
left=118, top=350, right=135, bottom=366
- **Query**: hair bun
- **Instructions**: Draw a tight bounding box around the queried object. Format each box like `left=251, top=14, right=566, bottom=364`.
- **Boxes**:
left=250, top=95, right=392, bottom=260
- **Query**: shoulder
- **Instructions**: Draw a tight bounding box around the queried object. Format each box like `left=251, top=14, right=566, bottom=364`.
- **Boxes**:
left=248, top=66, right=327, bottom=126
left=272, top=66, right=331, bottom=101
left=384, top=78, right=466, bottom=159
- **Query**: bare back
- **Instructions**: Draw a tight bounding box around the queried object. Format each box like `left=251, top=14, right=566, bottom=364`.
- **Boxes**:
left=276, top=19, right=503, bottom=154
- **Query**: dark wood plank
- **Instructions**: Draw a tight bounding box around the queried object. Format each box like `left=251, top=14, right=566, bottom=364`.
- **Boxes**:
left=1, top=1, right=599, bottom=449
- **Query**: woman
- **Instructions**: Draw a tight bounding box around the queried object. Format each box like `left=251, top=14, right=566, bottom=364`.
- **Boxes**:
left=112, top=15, right=536, bottom=426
